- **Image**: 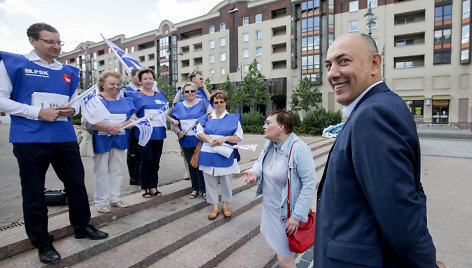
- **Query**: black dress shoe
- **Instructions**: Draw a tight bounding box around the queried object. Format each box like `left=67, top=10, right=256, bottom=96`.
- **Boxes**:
left=74, top=225, right=109, bottom=240
left=38, top=244, right=60, bottom=264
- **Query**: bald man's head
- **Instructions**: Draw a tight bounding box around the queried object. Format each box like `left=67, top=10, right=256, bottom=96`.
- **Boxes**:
left=324, top=33, right=383, bottom=106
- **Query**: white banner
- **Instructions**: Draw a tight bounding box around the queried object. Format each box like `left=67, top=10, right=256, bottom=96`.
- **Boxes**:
left=78, top=85, right=111, bottom=125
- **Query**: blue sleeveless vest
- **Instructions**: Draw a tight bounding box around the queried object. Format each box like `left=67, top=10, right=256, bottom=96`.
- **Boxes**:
left=172, top=100, right=210, bottom=148
left=127, top=90, right=168, bottom=140
left=1, top=51, right=79, bottom=143
left=198, top=113, right=241, bottom=167
left=92, top=97, right=136, bottom=154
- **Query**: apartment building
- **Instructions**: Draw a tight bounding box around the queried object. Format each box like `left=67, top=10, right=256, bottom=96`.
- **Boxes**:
left=59, top=0, right=472, bottom=127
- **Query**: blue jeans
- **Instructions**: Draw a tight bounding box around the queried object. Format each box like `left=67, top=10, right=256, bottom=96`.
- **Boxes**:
left=182, top=147, right=206, bottom=193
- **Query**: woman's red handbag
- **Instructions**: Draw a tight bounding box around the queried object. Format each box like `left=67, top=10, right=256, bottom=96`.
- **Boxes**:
left=286, top=140, right=316, bottom=253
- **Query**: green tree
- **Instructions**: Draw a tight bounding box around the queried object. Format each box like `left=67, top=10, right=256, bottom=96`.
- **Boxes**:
left=234, top=59, right=272, bottom=111
left=204, top=77, right=214, bottom=93
left=155, top=75, right=174, bottom=103
left=219, top=75, right=237, bottom=112
left=290, top=77, right=322, bottom=114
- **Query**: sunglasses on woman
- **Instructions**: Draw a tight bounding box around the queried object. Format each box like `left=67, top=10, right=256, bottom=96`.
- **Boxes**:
left=184, top=90, right=196, bottom=93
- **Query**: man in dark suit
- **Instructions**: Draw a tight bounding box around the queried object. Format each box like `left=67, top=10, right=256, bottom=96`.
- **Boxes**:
left=313, top=33, right=445, bottom=267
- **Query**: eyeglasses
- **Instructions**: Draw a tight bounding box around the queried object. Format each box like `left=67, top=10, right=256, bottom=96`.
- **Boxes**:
left=213, top=100, right=225, bottom=105
left=184, top=90, right=196, bottom=93
left=39, top=39, right=64, bottom=46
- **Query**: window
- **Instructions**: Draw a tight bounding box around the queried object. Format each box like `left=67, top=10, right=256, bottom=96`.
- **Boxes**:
left=220, top=37, right=226, bottom=47
left=461, top=50, right=469, bottom=61
left=395, top=39, right=414, bottom=47
left=244, top=65, right=249, bottom=72
left=301, top=17, right=320, bottom=33
left=220, top=53, right=226, bottom=62
left=209, top=54, right=215, bottom=63
left=368, top=18, right=378, bottom=29
left=243, top=33, right=249, bottom=42
left=256, top=47, right=262, bottom=56
left=221, top=68, right=225, bottom=75
left=243, top=17, right=249, bottom=26
left=349, top=21, right=359, bottom=32
left=434, top=50, right=451, bottom=64
left=256, top=30, right=262, bottom=39
left=396, top=17, right=414, bottom=24
left=435, top=5, right=452, bottom=22
left=395, top=60, right=414, bottom=69
left=257, top=63, right=262, bottom=70
left=464, top=0, right=470, bottom=19
left=243, top=48, right=249, bottom=58
left=209, top=25, right=215, bottom=33
left=210, top=40, right=215, bottom=49
left=220, top=22, right=226, bottom=31
left=349, top=1, right=359, bottom=12
left=368, top=0, right=377, bottom=8
left=131, top=47, right=134, bottom=53
left=255, top=13, right=262, bottom=23
left=435, top=29, right=452, bottom=47
left=210, top=69, right=215, bottom=76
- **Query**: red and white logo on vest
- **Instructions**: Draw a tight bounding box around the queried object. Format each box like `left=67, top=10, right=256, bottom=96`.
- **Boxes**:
left=63, top=74, right=71, bottom=85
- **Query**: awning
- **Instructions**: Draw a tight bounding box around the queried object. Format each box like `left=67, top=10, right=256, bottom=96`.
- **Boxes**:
left=432, top=95, right=451, bottom=100
left=401, top=96, right=424, bottom=101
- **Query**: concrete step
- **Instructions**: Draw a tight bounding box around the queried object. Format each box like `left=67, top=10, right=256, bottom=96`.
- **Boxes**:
left=216, top=233, right=277, bottom=268
left=0, top=178, right=255, bottom=268
left=148, top=202, right=264, bottom=268
left=0, top=179, right=193, bottom=261
left=72, top=185, right=261, bottom=268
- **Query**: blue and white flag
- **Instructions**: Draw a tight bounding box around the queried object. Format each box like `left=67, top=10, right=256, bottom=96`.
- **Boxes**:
left=77, top=85, right=111, bottom=124
left=101, top=34, right=143, bottom=72
left=131, top=116, right=153, bottom=146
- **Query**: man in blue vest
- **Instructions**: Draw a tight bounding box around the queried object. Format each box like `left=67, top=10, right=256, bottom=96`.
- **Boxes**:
left=121, top=68, right=141, bottom=185
left=172, top=70, right=211, bottom=103
left=0, top=23, right=108, bottom=264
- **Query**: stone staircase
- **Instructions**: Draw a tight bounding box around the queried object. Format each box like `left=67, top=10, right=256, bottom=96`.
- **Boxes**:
left=0, top=138, right=334, bottom=268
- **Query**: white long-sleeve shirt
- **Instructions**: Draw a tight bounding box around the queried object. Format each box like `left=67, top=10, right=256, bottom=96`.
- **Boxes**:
left=0, top=50, right=79, bottom=120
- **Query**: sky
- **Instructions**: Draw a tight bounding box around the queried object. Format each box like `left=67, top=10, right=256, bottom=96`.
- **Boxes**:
left=0, top=0, right=223, bottom=54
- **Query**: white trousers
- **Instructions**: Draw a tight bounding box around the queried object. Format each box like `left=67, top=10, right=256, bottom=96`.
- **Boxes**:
left=93, top=148, right=126, bottom=206
left=203, top=173, right=233, bottom=204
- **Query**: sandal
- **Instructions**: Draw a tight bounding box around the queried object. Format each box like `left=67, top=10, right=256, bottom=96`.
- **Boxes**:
left=97, top=205, right=111, bottom=213
left=208, top=208, right=219, bottom=220
left=151, top=188, right=162, bottom=197
left=222, top=207, right=232, bottom=218
left=189, top=191, right=199, bottom=199
left=202, top=193, right=207, bottom=200
left=111, top=200, right=128, bottom=208
left=142, top=190, right=152, bottom=198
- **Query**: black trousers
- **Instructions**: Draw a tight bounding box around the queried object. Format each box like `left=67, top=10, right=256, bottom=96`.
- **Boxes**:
left=13, top=142, right=91, bottom=248
left=138, top=139, right=163, bottom=190
left=127, top=134, right=141, bottom=183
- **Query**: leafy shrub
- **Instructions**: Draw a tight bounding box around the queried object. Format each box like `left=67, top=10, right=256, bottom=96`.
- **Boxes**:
left=301, top=108, right=342, bottom=135
left=72, top=113, right=82, bottom=125
left=241, top=111, right=265, bottom=134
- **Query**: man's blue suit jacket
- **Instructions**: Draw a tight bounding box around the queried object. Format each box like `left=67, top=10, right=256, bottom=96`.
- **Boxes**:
left=314, top=82, right=437, bottom=267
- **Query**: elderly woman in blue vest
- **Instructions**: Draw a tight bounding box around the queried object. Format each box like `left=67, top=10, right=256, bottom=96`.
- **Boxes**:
left=171, top=82, right=213, bottom=200
left=86, top=71, right=136, bottom=213
left=125, top=68, right=178, bottom=198
left=243, top=110, right=316, bottom=268
left=196, top=90, right=243, bottom=220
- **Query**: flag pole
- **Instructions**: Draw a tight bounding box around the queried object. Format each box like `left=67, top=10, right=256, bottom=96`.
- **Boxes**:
left=177, top=120, right=198, bottom=140
left=65, top=85, right=97, bottom=106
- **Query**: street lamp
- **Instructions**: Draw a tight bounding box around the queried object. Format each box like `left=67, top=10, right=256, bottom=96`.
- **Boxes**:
left=364, top=2, right=376, bottom=37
